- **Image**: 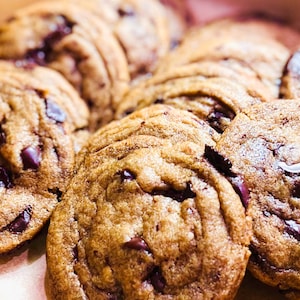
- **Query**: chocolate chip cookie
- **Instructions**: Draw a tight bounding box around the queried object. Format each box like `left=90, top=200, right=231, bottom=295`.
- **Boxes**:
left=46, top=105, right=251, bottom=300
left=155, top=17, right=292, bottom=98
left=0, top=62, right=89, bottom=254
left=72, top=0, right=177, bottom=79
left=115, top=75, right=263, bottom=133
left=0, top=1, right=130, bottom=130
left=215, top=99, right=300, bottom=299
left=0, top=0, right=182, bottom=130
left=280, top=50, right=300, bottom=99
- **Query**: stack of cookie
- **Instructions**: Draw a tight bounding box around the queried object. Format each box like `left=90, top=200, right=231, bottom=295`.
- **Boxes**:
left=115, top=17, right=300, bottom=133
left=0, top=0, right=184, bottom=255
left=46, top=14, right=300, bottom=300
left=1, top=0, right=300, bottom=299
left=0, top=0, right=185, bottom=130
left=108, top=15, right=300, bottom=300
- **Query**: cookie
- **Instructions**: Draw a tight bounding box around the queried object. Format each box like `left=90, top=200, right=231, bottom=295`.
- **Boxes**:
left=159, top=0, right=189, bottom=48
left=280, top=50, right=300, bottom=99
left=0, top=1, right=130, bottom=130
left=115, top=75, right=264, bottom=133
left=72, top=0, right=176, bottom=79
left=215, top=99, right=300, bottom=299
left=46, top=104, right=251, bottom=299
left=131, top=60, right=273, bottom=101
left=155, top=17, right=291, bottom=98
left=0, top=62, right=89, bottom=254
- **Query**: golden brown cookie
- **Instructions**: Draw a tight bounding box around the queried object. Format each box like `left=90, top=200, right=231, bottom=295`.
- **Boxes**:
left=46, top=105, right=251, bottom=300
left=0, top=60, right=90, bottom=149
left=72, top=0, right=177, bottom=78
left=116, top=75, right=264, bottom=133
left=216, top=99, right=300, bottom=299
left=0, top=62, right=89, bottom=254
left=0, top=1, right=130, bottom=130
left=130, top=61, right=273, bottom=101
left=155, top=17, right=292, bottom=98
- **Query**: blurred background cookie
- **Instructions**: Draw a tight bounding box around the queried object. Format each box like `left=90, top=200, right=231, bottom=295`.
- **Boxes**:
left=0, top=0, right=185, bottom=130
left=155, top=17, right=293, bottom=98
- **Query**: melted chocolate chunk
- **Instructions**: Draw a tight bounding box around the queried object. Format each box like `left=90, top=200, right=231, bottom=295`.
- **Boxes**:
left=284, top=219, right=300, bottom=241
left=48, top=188, right=63, bottom=202
left=45, top=98, right=66, bottom=123
left=122, top=108, right=134, bottom=117
left=152, top=182, right=196, bottom=202
left=292, top=182, right=300, bottom=198
left=6, top=206, right=32, bottom=233
left=72, top=245, right=79, bottom=262
left=204, top=145, right=234, bottom=177
left=148, top=267, right=166, bottom=293
left=21, top=145, right=41, bottom=170
left=34, top=88, right=47, bottom=99
left=249, top=245, right=277, bottom=274
left=0, top=125, right=6, bottom=146
left=123, top=237, right=150, bottom=252
left=0, top=166, right=13, bottom=188
left=120, top=169, right=136, bottom=181
left=154, top=98, right=164, bottom=104
left=118, top=6, right=135, bottom=17
left=207, top=104, right=235, bottom=133
left=204, top=145, right=250, bottom=207
left=229, top=175, right=249, bottom=208
left=25, top=15, right=75, bottom=65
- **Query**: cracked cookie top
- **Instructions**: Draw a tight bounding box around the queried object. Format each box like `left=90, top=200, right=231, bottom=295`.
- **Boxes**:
left=46, top=105, right=251, bottom=300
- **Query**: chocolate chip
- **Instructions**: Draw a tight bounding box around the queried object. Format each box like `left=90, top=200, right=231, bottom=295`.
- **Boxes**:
left=120, top=169, right=136, bottom=181
left=6, top=206, right=32, bottom=233
left=249, top=245, right=277, bottom=273
left=25, top=15, right=74, bottom=65
left=292, top=182, right=300, bottom=198
left=148, top=267, right=166, bottom=293
left=123, top=108, right=134, bottom=117
left=117, top=6, right=135, bottom=17
left=204, top=145, right=234, bottom=177
left=34, top=88, right=47, bottom=99
left=72, top=245, right=79, bottom=262
left=207, top=104, right=235, bottom=133
left=48, top=188, right=63, bottom=202
left=0, top=166, right=12, bottom=188
left=204, top=145, right=250, bottom=207
left=152, top=182, right=196, bottom=202
left=123, top=237, right=150, bottom=252
left=229, top=175, right=249, bottom=208
left=284, top=219, right=300, bottom=241
left=21, top=145, right=41, bottom=170
left=0, top=125, right=6, bottom=146
left=45, top=98, right=66, bottom=123
left=154, top=98, right=164, bottom=104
